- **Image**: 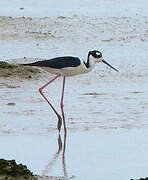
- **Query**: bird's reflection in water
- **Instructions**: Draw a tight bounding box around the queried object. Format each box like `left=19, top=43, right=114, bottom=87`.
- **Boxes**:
left=41, top=132, right=72, bottom=179
left=62, top=133, right=67, bottom=178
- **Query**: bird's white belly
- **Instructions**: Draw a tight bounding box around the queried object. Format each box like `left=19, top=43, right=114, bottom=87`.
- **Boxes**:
left=41, top=63, right=89, bottom=77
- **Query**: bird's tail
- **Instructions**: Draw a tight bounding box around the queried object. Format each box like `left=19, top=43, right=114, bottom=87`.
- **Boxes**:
left=20, top=60, right=44, bottom=67
left=20, top=62, right=38, bottom=66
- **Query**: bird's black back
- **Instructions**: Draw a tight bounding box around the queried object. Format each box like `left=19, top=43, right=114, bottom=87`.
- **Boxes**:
left=22, top=56, right=81, bottom=69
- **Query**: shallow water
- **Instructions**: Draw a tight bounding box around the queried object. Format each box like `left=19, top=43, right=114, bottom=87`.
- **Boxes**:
left=0, top=130, right=148, bottom=180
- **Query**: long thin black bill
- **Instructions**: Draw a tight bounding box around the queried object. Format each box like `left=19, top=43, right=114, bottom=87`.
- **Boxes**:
left=102, top=60, right=119, bottom=72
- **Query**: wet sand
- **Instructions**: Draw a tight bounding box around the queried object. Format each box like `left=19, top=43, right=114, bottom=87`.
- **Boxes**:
left=1, top=15, right=148, bottom=133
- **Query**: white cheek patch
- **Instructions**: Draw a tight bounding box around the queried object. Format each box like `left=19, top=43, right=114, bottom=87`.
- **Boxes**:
left=96, top=52, right=101, bottom=56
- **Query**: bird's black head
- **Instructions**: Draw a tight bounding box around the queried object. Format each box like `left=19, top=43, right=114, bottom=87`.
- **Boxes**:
left=87, top=50, right=119, bottom=72
left=89, top=50, right=102, bottom=59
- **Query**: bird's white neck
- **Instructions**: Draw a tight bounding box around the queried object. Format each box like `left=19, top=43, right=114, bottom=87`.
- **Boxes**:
left=85, top=56, right=99, bottom=71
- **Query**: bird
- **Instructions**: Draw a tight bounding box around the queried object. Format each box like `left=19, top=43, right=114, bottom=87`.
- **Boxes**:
left=22, top=50, right=118, bottom=133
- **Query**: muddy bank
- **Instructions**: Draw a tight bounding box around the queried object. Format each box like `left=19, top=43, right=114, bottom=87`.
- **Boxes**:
left=0, top=159, right=67, bottom=180
left=0, top=158, right=36, bottom=180
left=0, top=61, right=41, bottom=79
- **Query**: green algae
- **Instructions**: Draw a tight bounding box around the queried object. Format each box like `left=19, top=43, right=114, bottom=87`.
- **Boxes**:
left=131, top=178, right=148, bottom=180
left=0, top=61, right=40, bottom=79
left=0, top=159, right=37, bottom=180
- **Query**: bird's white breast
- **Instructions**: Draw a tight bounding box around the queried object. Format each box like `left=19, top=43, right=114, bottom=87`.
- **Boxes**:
left=61, top=62, right=89, bottom=76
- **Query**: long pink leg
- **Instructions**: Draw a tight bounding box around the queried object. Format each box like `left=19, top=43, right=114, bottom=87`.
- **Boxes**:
left=39, top=74, right=62, bottom=132
left=60, top=76, right=66, bottom=133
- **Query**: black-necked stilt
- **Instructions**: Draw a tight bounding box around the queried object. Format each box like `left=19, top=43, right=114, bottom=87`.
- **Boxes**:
left=22, top=50, right=118, bottom=133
